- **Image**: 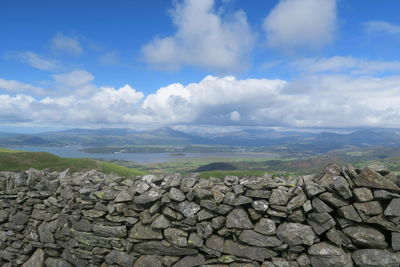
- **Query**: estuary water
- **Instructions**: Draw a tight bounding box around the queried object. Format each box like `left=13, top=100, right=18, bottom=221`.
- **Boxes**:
left=8, top=146, right=276, bottom=164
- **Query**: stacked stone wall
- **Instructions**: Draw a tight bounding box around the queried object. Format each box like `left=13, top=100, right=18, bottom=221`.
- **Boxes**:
left=1, top=164, right=400, bottom=266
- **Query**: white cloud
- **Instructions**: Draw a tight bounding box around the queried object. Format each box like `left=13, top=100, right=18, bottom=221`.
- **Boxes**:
left=52, top=70, right=94, bottom=88
left=51, top=33, right=83, bottom=55
left=290, top=56, right=400, bottom=75
left=2, top=71, right=400, bottom=128
left=263, top=0, right=337, bottom=51
left=0, top=78, right=44, bottom=95
left=142, top=0, right=255, bottom=72
left=364, top=21, right=400, bottom=36
left=10, top=51, right=59, bottom=71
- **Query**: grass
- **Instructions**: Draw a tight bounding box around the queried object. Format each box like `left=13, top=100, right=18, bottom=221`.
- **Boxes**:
left=0, top=148, right=145, bottom=177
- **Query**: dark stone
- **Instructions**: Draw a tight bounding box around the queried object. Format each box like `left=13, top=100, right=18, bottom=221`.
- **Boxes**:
left=134, top=255, right=163, bottom=267
left=352, top=249, right=400, bottom=267
left=12, top=212, right=29, bottom=225
left=226, top=208, right=253, bottom=229
left=134, top=190, right=163, bottom=205
left=165, top=228, right=188, bottom=247
left=254, top=218, right=276, bottom=235
left=332, top=176, right=353, bottom=199
left=129, top=222, right=162, bottom=240
left=172, top=254, right=205, bottom=267
left=276, top=223, right=315, bottom=246
left=307, top=212, right=336, bottom=235
left=22, top=248, right=45, bottom=267
left=353, top=187, right=374, bottom=202
left=392, top=232, right=400, bottom=250
left=312, top=198, right=333, bottom=213
left=205, top=235, right=224, bottom=252
left=338, top=205, right=362, bottom=222
left=92, top=224, right=127, bottom=238
left=319, top=192, right=349, bottom=208
left=45, top=257, right=73, bottom=267
left=384, top=198, right=400, bottom=217
left=105, top=250, right=135, bottom=267
left=223, top=239, right=278, bottom=262
left=133, top=241, right=198, bottom=256
left=309, top=242, right=352, bottom=267
left=343, top=225, right=387, bottom=249
left=354, top=167, right=400, bottom=192
left=239, top=230, right=282, bottom=247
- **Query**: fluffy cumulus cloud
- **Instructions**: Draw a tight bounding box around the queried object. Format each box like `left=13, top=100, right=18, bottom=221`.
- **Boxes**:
left=263, top=0, right=337, bottom=51
left=51, top=33, right=83, bottom=56
left=2, top=71, right=400, bottom=128
left=142, top=0, right=255, bottom=71
left=0, top=78, right=45, bottom=95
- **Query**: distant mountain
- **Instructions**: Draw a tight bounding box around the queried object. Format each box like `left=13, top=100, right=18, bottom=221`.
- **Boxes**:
left=1, top=127, right=400, bottom=155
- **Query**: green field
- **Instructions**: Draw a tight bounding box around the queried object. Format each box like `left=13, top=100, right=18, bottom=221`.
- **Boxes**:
left=0, top=148, right=145, bottom=177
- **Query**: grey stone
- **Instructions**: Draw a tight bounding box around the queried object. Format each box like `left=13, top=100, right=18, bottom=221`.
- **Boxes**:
left=71, top=218, right=92, bottom=232
left=226, top=208, right=253, bottom=229
left=179, top=201, right=201, bottom=218
left=338, top=205, right=362, bottom=222
left=45, top=257, right=73, bottom=267
left=319, top=192, right=349, bottom=208
left=309, top=242, right=353, bottom=267
left=312, top=198, right=333, bottom=213
left=343, top=225, right=387, bottom=249
left=188, top=232, right=204, bottom=248
left=22, top=248, right=45, bottom=267
left=392, top=232, right=400, bottom=250
left=374, top=190, right=400, bottom=200
left=352, top=249, right=400, bottom=267
left=82, top=209, right=106, bottom=218
left=253, top=218, right=275, bottom=236
left=223, top=239, right=278, bottom=262
left=196, top=221, right=213, bottom=238
left=353, top=187, right=374, bottom=202
left=239, top=230, right=283, bottom=247
left=114, top=191, right=133, bottom=202
left=224, top=176, right=238, bottom=186
left=38, top=222, right=54, bottom=243
left=332, top=176, right=353, bottom=199
left=269, top=189, right=290, bottom=205
left=92, top=224, right=127, bottom=238
left=354, top=201, right=383, bottom=219
left=251, top=200, right=269, bottom=212
left=276, top=223, right=315, bottom=246
left=211, top=216, right=226, bottom=230
left=205, top=235, right=224, bottom=252
left=172, top=254, right=205, bottom=267
left=151, top=214, right=170, bottom=229
left=354, top=167, right=400, bottom=192
left=165, top=228, right=188, bottom=247
left=384, top=198, right=400, bottom=216
left=287, top=188, right=307, bottom=211
left=134, top=190, right=163, bottom=205
left=307, top=212, right=336, bottom=235
left=134, top=255, right=163, bottom=267
left=200, top=199, right=217, bottom=210
left=129, top=222, right=163, bottom=240
left=304, top=182, right=325, bottom=197
left=197, top=209, right=215, bottom=221
left=246, top=189, right=271, bottom=199
left=105, top=250, right=135, bottom=267
left=134, top=241, right=197, bottom=256
left=61, top=249, right=88, bottom=267
left=169, top=187, right=186, bottom=202
left=11, top=212, right=29, bottom=225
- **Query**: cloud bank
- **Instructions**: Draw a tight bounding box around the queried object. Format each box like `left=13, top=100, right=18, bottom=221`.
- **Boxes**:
left=1, top=71, right=400, bottom=128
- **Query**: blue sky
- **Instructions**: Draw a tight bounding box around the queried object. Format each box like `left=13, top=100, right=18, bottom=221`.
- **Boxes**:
left=1, top=0, right=400, bottom=132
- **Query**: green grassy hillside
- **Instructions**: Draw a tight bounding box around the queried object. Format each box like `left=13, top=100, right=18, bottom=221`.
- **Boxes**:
left=0, top=148, right=145, bottom=177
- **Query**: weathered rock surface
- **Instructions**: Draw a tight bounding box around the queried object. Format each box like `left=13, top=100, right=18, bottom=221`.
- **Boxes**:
left=1, top=164, right=400, bottom=266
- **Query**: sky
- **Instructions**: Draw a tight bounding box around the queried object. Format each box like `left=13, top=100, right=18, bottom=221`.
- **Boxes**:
left=1, top=0, right=400, bottom=133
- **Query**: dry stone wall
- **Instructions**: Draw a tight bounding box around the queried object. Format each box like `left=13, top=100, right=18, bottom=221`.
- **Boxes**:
left=1, top=164, right=400, bottom=267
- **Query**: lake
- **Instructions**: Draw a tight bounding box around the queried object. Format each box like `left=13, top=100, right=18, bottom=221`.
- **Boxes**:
left=9, top=146, right=277, bottom=164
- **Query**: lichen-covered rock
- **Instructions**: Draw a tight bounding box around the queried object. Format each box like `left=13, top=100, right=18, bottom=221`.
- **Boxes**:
left=226, top=208, right=253, bottom=229
left=309, top=242, right=353, bottom=267
left=276, top=223, right=315, bottom=246
left=354, top=167, right=400, bottom=192
left=352, top=249, right=400, bottom=267
left=343, top=225, right=388, bottom=249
